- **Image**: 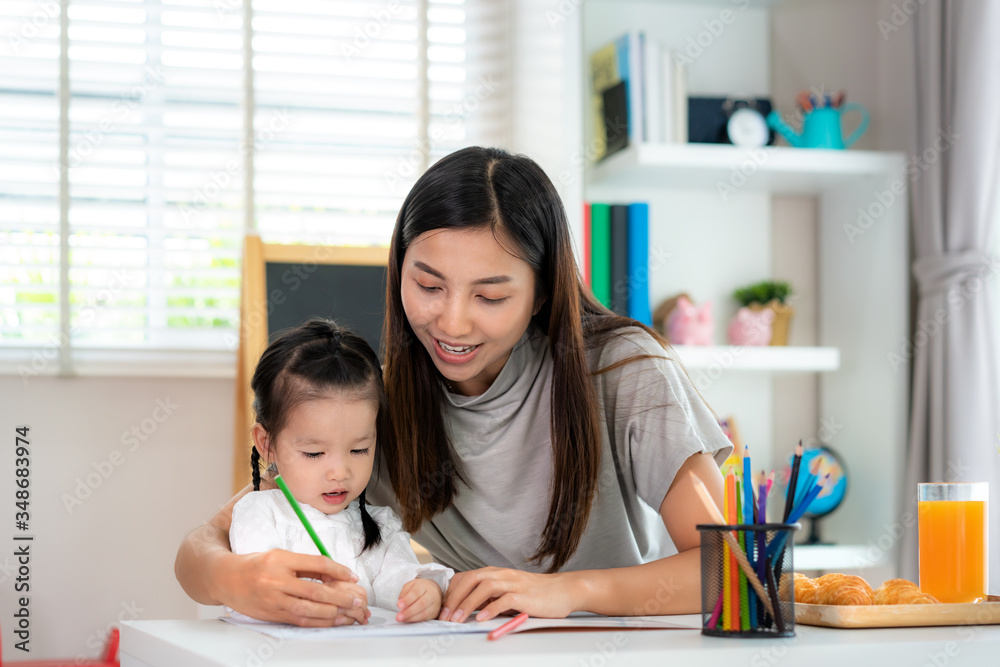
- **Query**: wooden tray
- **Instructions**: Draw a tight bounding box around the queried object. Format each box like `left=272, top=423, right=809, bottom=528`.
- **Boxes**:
left=795, top=601, right=1000, bottom=629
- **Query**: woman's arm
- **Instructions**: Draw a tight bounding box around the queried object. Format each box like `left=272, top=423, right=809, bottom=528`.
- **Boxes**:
left=440, top=452, right=724, bottom=621
left=174, top=482, right=370, bottom=626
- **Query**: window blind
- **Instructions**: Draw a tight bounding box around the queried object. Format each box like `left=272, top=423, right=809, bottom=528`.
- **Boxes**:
left=0, top=0, right=509, bottom=376
left=0, top=0, right=63, bottom=351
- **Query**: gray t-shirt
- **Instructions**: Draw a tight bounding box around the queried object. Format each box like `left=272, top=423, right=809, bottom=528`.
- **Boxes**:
left=368, top=325, right=732, bottom=573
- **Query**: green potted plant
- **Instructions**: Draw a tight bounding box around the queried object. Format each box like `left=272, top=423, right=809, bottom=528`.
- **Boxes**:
left=732, top=280, right=794, bottom=345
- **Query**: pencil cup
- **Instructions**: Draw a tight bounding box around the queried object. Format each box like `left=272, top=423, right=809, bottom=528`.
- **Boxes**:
left=697, top=523, right=799, bottom=638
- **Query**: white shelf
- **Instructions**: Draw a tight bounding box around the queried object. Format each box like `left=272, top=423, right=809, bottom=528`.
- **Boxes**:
left=672, top=345, right=840, bottom=372
left=588, top=143, right=903, bottom=194
left=795, top=544, right=888, bottom=572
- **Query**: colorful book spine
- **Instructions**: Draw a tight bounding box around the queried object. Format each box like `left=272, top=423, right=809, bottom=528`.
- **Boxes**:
left=589, top=42, right=620, bottom=162
left=609, top=204, right=629, bottom=316
left=626, top=202, right=651, bottom=325
left=589, top=203, right=612, bottom=308
left=583, top=202, right=592, bottom=288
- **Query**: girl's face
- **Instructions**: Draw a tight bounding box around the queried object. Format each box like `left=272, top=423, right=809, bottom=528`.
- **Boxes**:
left=257, top=393, right=377, bottom=515
left=401, top=226, right=540, bottom=396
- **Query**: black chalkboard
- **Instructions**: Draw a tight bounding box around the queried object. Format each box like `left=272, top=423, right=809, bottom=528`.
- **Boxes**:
left=264, top=262, right=387, bottom=359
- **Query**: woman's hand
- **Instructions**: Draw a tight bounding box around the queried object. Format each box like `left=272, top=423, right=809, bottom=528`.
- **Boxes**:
left=439, top=567, right=579, bottom=622
left=396, top=577, right=443, bottom=623
left=220, top=549, right=371, bottom=627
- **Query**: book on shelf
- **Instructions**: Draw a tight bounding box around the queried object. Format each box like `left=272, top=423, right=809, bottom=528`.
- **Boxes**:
left=582, top=202, right=592, bottom=288
left=589, top=203, right=612, bottom=307
left=610, top=204, right=629, bottom=316
left=585, top=200, right=652, bottom=326
left=669, top=49, right=687, bottom=143
left=589, top=31, right=688, bottom=158
left=589, top=34, right=639, bottom=161
left=626, top=202, right=651, bottom=325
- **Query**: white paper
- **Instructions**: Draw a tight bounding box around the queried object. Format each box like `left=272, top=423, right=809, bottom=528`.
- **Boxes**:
left=222, top=607, right=486, bottom=639
left=221, top=609, right=699, bottom=640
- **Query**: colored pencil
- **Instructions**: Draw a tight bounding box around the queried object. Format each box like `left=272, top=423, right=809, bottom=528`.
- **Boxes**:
left=727, top=473, right=739, bottom=629
left=742, top=451, right=758, bottom=629
left=743, top=447, right=754, bottom=524
left=783, top=441, right=803, bottom=522
left=736, top=486, right=749, bottom=631
left=274, top=475, right=332, bottom=559
left=722, top=475, right=732, bottom=631
left=722, top=537, right=732, bottom=630
left=755, top=471, right=768, bottom=624
left=707, top=591, right=724, bottom=629
left=765, top=562, right=787, bottom=633
left=487, top=612, right=529, bottom=640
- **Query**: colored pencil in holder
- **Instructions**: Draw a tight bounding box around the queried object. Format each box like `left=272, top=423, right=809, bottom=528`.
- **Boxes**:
left=743, top=447, right=754, bottom=523
left=736, top=489, right=750, bottom=631
left=782, top=441, right=803, bottom=522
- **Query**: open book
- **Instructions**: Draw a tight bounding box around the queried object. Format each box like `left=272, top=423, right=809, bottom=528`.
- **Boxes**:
left=222, top=607, right=700, bottom=640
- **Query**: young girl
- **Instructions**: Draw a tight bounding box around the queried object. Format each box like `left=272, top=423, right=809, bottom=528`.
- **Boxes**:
left=228, top=318, right=453, bottom=624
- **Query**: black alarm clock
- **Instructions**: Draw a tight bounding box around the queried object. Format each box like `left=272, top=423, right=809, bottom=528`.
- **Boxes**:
left=688, top=96, right=775, bottom=147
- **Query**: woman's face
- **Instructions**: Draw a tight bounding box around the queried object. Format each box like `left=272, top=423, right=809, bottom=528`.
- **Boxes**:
left=400, top=227, right=539, bottom=397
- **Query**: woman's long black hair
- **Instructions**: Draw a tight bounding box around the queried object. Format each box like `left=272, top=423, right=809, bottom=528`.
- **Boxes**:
left=249, top=317, right=391, bottom=552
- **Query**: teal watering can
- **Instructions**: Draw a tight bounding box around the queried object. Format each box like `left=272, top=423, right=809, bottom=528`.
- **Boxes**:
left=766, top=103, right=869, bottom=149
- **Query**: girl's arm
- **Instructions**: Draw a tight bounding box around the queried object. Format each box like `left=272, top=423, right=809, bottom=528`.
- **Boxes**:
left=174, top=482, right=369, bottom=626
left=362, top=506, right=453, bottom=621
left=440, top=452, right=724, bottom=621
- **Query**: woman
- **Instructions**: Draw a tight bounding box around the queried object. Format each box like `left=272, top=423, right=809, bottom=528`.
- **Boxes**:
left=175, top=146, right=729, bottom=626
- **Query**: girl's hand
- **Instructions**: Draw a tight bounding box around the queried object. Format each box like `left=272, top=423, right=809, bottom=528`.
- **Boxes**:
left=396, top=577, right=443, bottom=623
left=221, top=549, right=371, bottom=627
left=439, top=567, right=578, bottom=623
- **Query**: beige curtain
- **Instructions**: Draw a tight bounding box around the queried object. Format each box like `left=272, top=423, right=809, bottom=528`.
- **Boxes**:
left=901, top=0, right=1000, bottom=591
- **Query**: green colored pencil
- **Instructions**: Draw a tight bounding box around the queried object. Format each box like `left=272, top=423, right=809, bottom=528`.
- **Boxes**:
left=274, top=475, right=332, bottom=558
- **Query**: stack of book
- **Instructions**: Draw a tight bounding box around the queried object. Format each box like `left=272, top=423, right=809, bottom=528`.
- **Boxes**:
left=589, top=31, right=687, bottom=161
left=583, top=201, right=652, bottom=325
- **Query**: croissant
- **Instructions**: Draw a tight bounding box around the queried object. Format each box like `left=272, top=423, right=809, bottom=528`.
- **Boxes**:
left=812, top=573, right=875, bottom=605
left=783, top=572, right=819, bottom=604
left=873, top=578, right=940, bottom=605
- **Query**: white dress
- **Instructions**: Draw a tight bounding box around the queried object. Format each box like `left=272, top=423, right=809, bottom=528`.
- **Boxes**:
left=228, top=489, right=453, bottom=616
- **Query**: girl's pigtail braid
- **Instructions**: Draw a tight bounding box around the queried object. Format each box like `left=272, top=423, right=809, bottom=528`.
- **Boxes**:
left=357, top=489, right=382, bottom=551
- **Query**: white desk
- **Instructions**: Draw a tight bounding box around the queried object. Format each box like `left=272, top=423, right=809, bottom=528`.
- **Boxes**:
left=121, top=617, right=1000, bottom=667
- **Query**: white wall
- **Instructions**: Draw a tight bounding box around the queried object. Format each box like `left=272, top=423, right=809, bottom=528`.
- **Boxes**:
left=0, top=376, right=233, bottom=661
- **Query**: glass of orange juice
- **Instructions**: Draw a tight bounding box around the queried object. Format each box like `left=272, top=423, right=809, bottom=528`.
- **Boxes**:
left=918, top=482, right=988, bottom=603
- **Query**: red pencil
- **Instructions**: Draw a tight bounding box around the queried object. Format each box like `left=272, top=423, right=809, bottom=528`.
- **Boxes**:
left=487, top=612, right=529, bottom=640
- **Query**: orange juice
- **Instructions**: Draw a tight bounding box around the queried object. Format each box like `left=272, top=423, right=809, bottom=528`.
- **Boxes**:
left=918, top=499, right=986, bottom=603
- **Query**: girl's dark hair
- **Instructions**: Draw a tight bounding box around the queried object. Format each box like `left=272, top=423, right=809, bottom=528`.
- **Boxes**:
left=250, top=317, right=389, bottom=552
left=382, top=146, right=666, bottom=572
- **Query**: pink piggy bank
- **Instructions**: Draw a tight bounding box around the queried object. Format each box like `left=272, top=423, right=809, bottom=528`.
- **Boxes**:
left=727, top=307, right=774, bottom=346
left=666, top=296, right=713, bottom=345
